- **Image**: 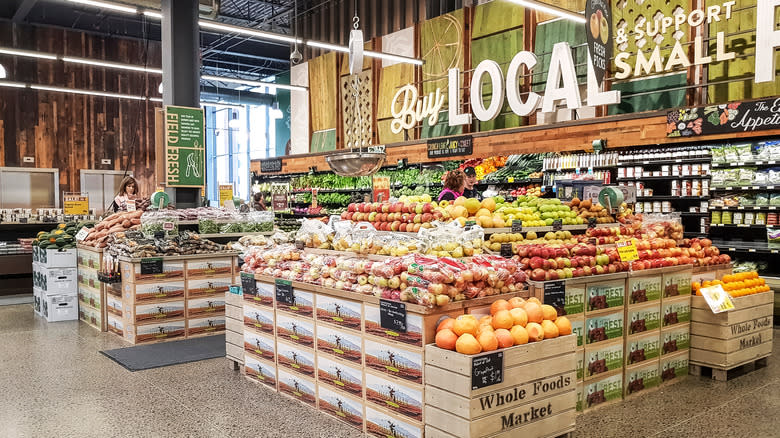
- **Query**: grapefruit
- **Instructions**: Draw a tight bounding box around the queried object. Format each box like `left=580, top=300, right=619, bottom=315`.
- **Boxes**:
left=437, top=317, right=455, bottom=333
left=510, top=325, right=529, bottom=345
left=509, top=308, right=528, bottom=327
left=494, top=329, right=514, bottom=348
left=490, top=299, right=511, bottom=315
left=491, top=310, right=514, bottom=330
left=555, top=317, right=572, bottom=335
left=477, top=331, right=499, bottom=352
left=464, top=198, right=481, bottom=214
left=526, top=322, right=545, bottom=342
left=481, top=198, right=497, bottom=212
left=453, top=315, right=478, bottom=336
left=455, top=333, right=482, bottom=355
left=541, top=320, right=559, bottom=339
left=453, top=196, right=467, bottom=207
left=435, top=329, right=458, bottom=350
left=524, top=302, right=544, bottom=324
left=508, top=297, right=526, bottom=309
left=541, top=304, right=558, bottom=321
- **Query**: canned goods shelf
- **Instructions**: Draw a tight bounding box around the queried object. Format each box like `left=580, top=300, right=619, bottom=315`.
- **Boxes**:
left=616, top=175, right=710, bottom=181
left=618, top=158, right=711, bottom=166
left=710, top=185, right=776, bottom=191
left=709, top=205, right=779, bottom=211
left=709, top=240, right=780, bottom=255
left=711, top=160, right=778, bottom=168
left=635, top=196, right=707, bottom=201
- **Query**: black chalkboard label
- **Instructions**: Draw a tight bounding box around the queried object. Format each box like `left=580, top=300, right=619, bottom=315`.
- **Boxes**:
left=472, top=351, right=504, bottom=390
left=275, top=279, right=294, bottom=305
left=240, top=272, right=257, bottom=297
left=552, top=219, right=563, bottom=231
left=140, top=258, right=163, bottom=275
left=588, top=217, right=597, bottom=229
left=380, top=299, right=407, bottom=333
left=260, top=158, right=283, bottom=173
left=511, top=220, right=523, bottom=233
left=427, top=135, right=473, bottom=159
left=544, top=280, right=566, bottom=315
left=500, top=243, right=513, bottom=258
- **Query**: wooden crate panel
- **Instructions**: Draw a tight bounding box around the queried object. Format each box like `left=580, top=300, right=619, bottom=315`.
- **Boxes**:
left=245, top=354, right=277, bottom=389
left=120, top=260, right=184, bottom=283
left=244, top=330, right=276, bottom=362
left=315, top=293, right=362, bottom=332
left=277, top=339, right=316, bottom=378
left=691, top=303, right=773, bottom=326
left=317, top=385, right=364, bottom=431
left=627, top=274, right=662, bottom=305
left=626, top=331, right=661, bottom=366
left=425, top=391, right=575, bottom=438
left=584, top=339, right=624, bottom=380
left=225, top=328, right=242, bottom=348
left=225, top=290, right=243, bottom=307
left=691, top=328, right=773, bottom=355
left=276, top=312, right=315, bottom=349
left=661, top=296, right=691, bottom=327
left=317, top=323, right=363, bottom=365
left=317, top=354, right=364, bottom=397
left=366, top=406, right=422, bottom=438
left=225, top=302, right=242, bottom=321
left=365, top=371, right=423, bottom=422
left=243, top=281, right=275, bottom=308
left=187, top=297, right=226, bottom=319
left=187, top=277, right=232, bottom=299
left=226, top=343, right=243, bottom=364
left=624, top=359, right=661, bottom=397
left=364, top=337, right=423, bottom=385
left=187, top=315, right=226, bottom=336
left=661, top=323, right=690, bottom=356
left=690, top=315, right=774, bottom=339
left=243, top=303, right=275, bottom=335
left=278, top=368, right=317, bottom=408
left=627, top=302, right=661, bottom=335
left=275, top=288, right=314, bottom=318
left=185, top=258, right=234, bottom=278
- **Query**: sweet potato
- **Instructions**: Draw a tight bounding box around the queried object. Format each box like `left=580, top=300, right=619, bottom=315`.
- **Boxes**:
left=121, top=219, right=131, bottom=228
left=130, top=218, right=141, bottom=225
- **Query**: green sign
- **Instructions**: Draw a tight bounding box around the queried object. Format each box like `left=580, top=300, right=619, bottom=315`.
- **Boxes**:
left=165, top=105, right=205, bottom=187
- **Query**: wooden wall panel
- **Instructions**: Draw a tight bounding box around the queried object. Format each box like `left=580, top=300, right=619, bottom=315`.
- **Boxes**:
left=0, top=22, right=161, bottom=199
left=308, top=52, right=339, bottom=133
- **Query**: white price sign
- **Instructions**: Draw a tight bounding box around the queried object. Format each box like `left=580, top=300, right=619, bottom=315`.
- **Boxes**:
left=700, top=284, right=735, bottom=314
left=75, top=227, right=90, bottom=242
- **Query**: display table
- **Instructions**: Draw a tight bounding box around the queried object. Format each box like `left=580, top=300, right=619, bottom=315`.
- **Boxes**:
left=103, top=252, right=238, bottom=344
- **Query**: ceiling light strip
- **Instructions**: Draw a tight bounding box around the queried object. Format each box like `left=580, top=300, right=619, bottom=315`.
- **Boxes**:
left=508, top=0, right=586, bottom=24
left=199, top=20, right=301, bottom=45
left=201, top=74, right=308, bottom=92
left=0, top=80, right=28, bottom=88
left=67, top=0, right=138, bottom=14
left=0, top=48, right=57, bottom=60
left=31, top=84, right=147, bottom=100
left=62, top=57, right=163, bottom=74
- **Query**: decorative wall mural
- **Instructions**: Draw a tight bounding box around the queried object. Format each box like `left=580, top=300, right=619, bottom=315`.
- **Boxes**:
left=341, top=70, right=373, bottom=149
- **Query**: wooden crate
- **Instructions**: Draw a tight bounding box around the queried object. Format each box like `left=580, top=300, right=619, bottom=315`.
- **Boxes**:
left=690, top=292, right=774, bottom=373
left=424, top=335, right=576, bottom=438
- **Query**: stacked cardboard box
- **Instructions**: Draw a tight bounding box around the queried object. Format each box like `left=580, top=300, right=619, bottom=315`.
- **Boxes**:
left=33, top=247, right=78, bottom=322
left=76, top=246, right=106, bottom=330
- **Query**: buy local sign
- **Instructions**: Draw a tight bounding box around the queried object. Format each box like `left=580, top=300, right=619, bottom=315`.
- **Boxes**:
left=390, top=0, right=779, bottom=132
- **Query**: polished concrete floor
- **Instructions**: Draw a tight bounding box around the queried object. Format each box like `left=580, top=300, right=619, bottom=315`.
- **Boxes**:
left=1, top=302, right=778, bottom=438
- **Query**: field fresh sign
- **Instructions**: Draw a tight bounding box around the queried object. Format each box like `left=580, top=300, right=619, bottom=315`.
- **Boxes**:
left=165, top=106, right=205, bottom=187
left=389, top=0, right=779, bottom=129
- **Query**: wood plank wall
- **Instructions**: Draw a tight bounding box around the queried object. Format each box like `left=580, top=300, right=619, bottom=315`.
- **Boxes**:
left=0, top=22, right=162, bottom=198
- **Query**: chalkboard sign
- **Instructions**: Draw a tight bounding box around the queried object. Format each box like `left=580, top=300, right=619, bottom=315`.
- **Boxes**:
left=380, top=299, right=407, bottom=333
left=260, top=158, right=283, bottom=173
left=552, top=219, right=563, bottom=231
left=544, top=281, right=566, bottom=315
left=500, top=243, right=513, bottom=258
left=241, top=272, right=257, bottom=297
left=472, top=351, right=504, bottom=390
left=140, top=258, right=163, bottom=275
left=511, top=220, right=523, bottom=233
left=588, top=217, right=597, bottom=229
left=427, top=135, right=473, bottom=159
left=275, top=279, right=294, bottom=305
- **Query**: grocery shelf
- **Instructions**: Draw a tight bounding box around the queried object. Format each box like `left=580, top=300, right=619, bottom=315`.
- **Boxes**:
left=476, top=178, right=543, bottom=186
left=198, top=232, right=274, bottom=238
left=710, top=240, right=780, bottom=254
left=617, top=157, right=711, bottom=166
left=543, top=165, right=615, bottom=172
left=635, top=196, right=706, bottom=201
left=392, top=181, right=442, bottom=188
left=709, top=205, right=780, bottom=211
left=482, top=223, right=615, bottom=234
left=679, top=212, right=709, bottom=217
left=710, top=185, right=777, bottom=191
left=291, top=187, right=372, bottom=193
left=616, top=175, right=709, bottom=181
left=710, top=224, right=768, bottom=229
left=683, top=231, right=708, bottom=237
left=712, top=160, right=778, bottom=168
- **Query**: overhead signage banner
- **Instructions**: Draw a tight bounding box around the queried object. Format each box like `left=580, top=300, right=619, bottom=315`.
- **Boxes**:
left=585, top=0, right=612, bottom=86
left=164, top=105, right=205, bottom=187
left=667, top=98, right=780, bottom=138
left=427, top=135, right=473, bottom=159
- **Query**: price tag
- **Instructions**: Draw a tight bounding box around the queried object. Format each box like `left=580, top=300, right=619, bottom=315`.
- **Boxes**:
left=126, top=200, right=136, bottom=212
left=75, top=227, right=90, bottom=242
left=472, top=351, right=504, bottom=390
left=699, top=284, right=735, bottom=313
left=275, top=279, right=294, bottom=305
left=616, top=241, right=639, bottom=262
left=507, top=177, right=514, bottom=183
left=588, top=217, right=597, bottom=229
left=511, top=220, right=523, bottom=233
left=229, top=285, right=242, bottom=296
left=465, top=220, right=476, bottom=231
left=379, top=299, right=407, bottom=333
left=163, top=222, right=175, bottom=231
left=140, top=257, right=163, bottom=275
left=543, top=281, right=566, bottom=315
left=552, top=219, right=562, bottom=231
left=241, top=272, right=257, bottom=297
left=500, top=243, right=513, bottom=258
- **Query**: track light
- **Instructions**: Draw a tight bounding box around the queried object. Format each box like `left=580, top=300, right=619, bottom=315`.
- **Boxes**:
left=507, top=0, right=586, bottom=23
left=0, top=80, right=27, bottom=88
left=31, top=84, right=147, bottom=100
left=67, top=0, right=138, bottom=14
left=0, top=48, right=57, bottom=60
left=62, top=57, right=163, bottom=74
left=199, top=20, right=300, bottom=45
left=201, top=75, right=308, bottom=92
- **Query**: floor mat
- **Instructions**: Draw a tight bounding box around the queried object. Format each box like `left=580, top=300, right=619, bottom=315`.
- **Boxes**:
left=100, top=334, right=225, bottom=371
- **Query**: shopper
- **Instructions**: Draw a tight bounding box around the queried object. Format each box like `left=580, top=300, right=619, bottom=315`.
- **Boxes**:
left=462, top=167, right=480, bottom=199
left=253, top=192, right=267, bottom=211
left=438, top=170, right=466, bottom=202
left=111, top=176, right=139, bottom=212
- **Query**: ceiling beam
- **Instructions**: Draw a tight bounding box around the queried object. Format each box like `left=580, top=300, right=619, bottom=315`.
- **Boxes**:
left=204, top=49, right=289, bottom=64
left=12, top=0, right=38, bottom=22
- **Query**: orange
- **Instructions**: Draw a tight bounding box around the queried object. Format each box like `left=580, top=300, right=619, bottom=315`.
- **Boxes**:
left=453, top=315, right=478, bottom=337
left=526, top=297, right=542, bottom=307
left=509, top=308, right=528, bottom=327
left=524, top=302, right=544, bottom=324
left=510, top=325, right=529, bottom=345
left=554, top=317, right=572, bottom=335
left=541, top=304, right=558, bottom=321
left=435, top=329, right=458, bottom=350
left=455, top=333, right=482, bottom=355
left=476, top=323, right=494, bottom=337
left=508, top=297, right=526, bottom=309
left=437, top=317, right=455, bottom=333
left=495, top=329, right=514, bottom=348
left=492, top=310, right=514, bottom=330
left=477, top=330, right=499, bottom=352
left=526, top=322, right=545, bottom=342
left=481, top=198, right=497, bottom=212
left=490, top=299, right=511, bottom=315
left=478, top=315, right=493, bottom=326
left=541, top=320, right=559, bottom=339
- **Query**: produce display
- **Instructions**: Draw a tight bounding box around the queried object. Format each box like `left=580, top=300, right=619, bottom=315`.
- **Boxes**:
left=241, top=246, right=527, bottom=307
left=694, top=271, right=771, bottom=297
left=275, top=217, right=302, bottom=233
left=79, top=210, right=143, bottom=248
left=197, top=210, right=274, bottom=234
left=566, top=198, right=618, bottom=224
left=290, top=174, right=371, bottom=191
left=435, top=296, right=571, bottom=354
left=105, top=230, right=226, bottom=258
left=478, top=154, right=545, bottom=182
left=509, top=184, right=542, bottom=197
left=32, top=221, right=93, bottom=249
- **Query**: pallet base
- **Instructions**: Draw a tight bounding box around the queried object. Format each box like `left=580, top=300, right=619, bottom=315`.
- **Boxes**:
left=690, top=356, right=769, bottom=382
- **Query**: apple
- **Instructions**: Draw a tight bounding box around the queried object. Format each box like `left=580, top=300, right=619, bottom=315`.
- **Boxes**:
left=589, top=12, right=600, bottom=40
left=530, top=268, right=546, bottom=281
left=413, top=214, right=422, bottom=224
left=422, top=213, right=433, bottom=223
left=400, top=223, right=408, bottom=232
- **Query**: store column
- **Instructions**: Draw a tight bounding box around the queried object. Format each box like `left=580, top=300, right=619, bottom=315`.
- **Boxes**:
left=161, top=0, right=201, bottom=208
